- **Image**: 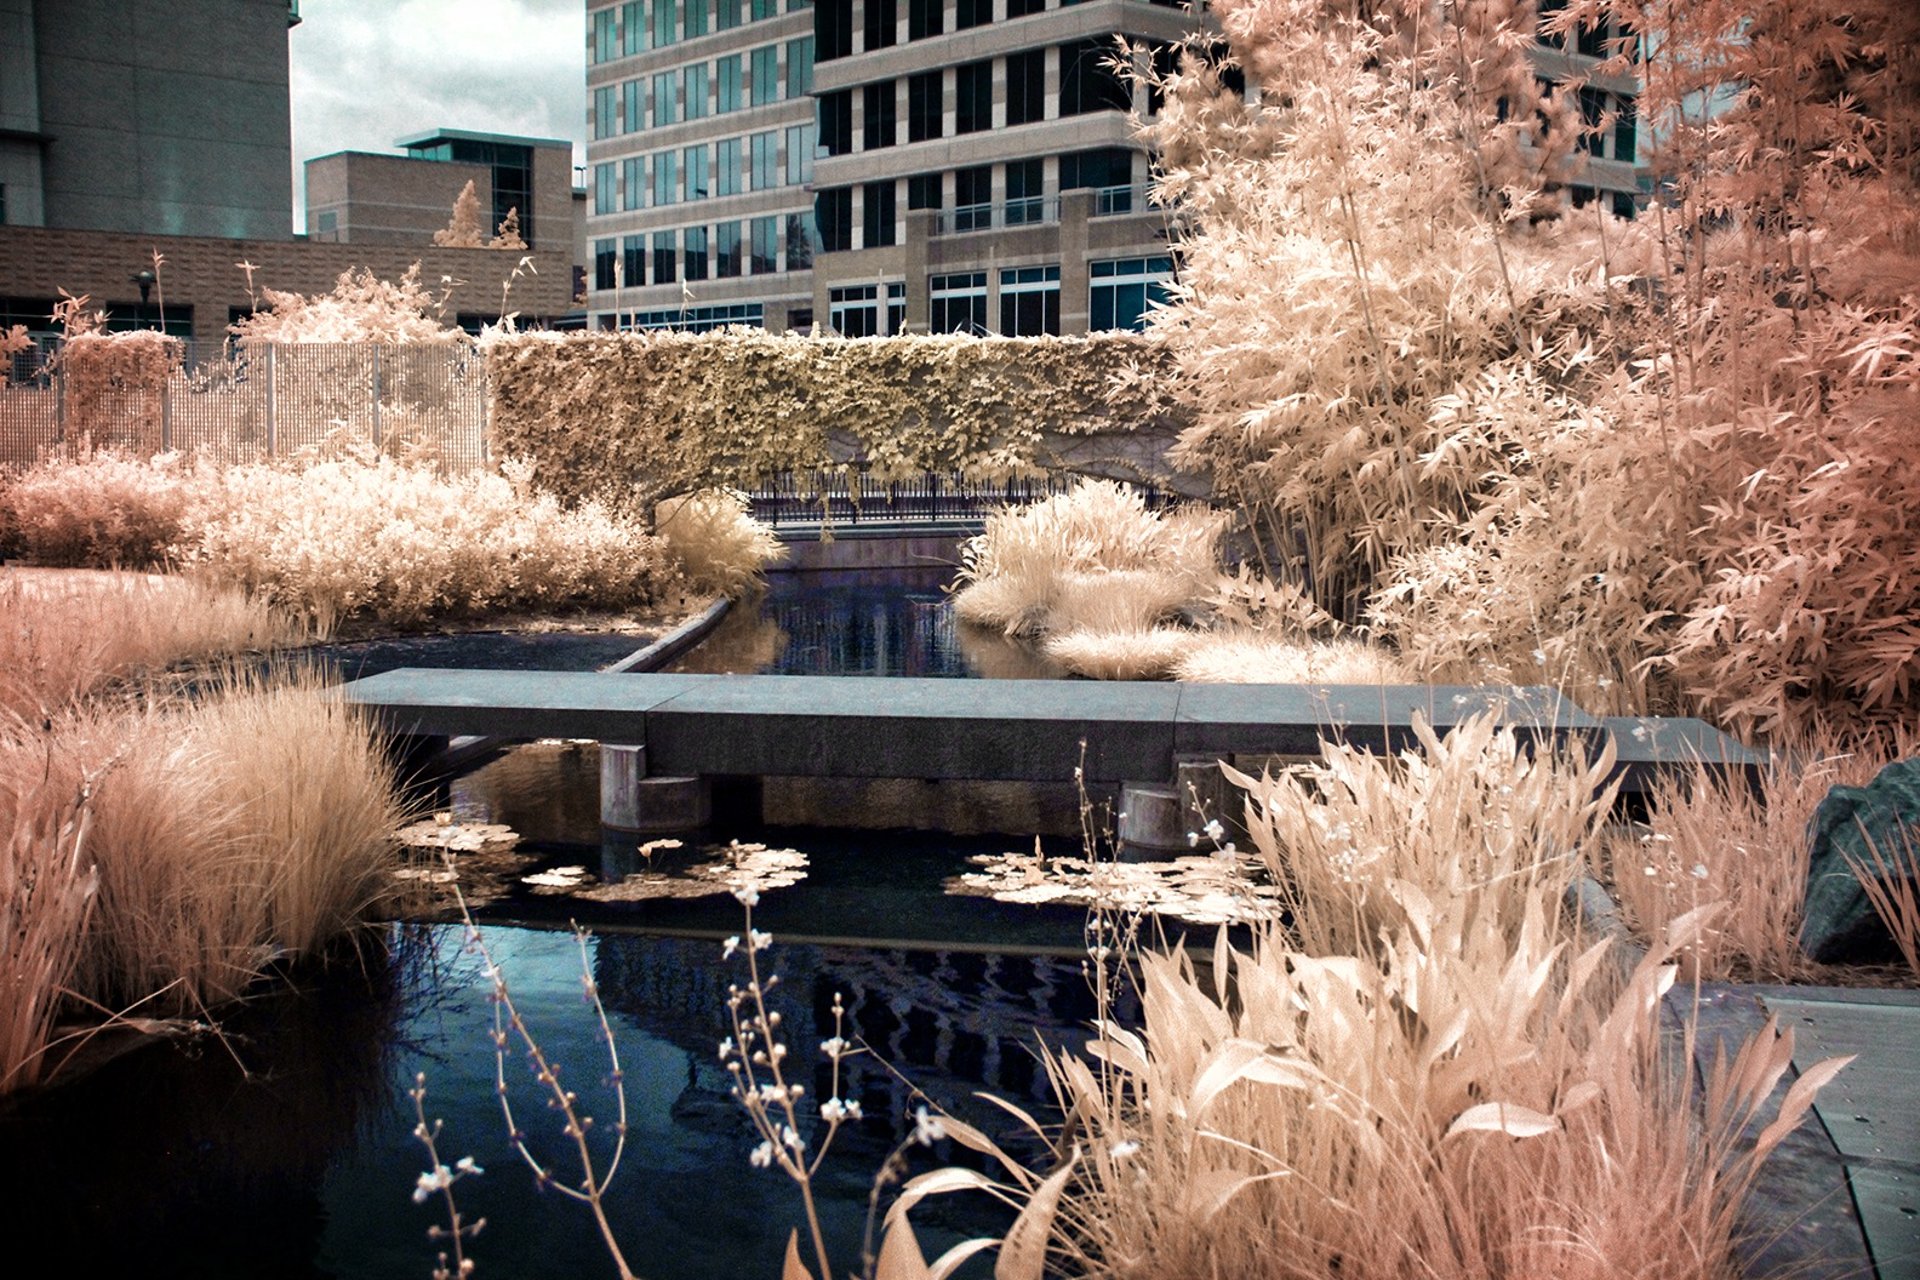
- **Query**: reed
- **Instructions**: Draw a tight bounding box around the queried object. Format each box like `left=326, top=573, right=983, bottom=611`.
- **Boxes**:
left=905, top=715, right=1848, bottom=1280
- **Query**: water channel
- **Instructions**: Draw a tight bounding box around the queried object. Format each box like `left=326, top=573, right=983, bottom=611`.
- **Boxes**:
left=2, top=567, right=1142, bottom=1279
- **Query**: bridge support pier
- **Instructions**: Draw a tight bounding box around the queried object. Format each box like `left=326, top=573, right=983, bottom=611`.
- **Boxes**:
left=600, top=743, right=712, bottom=833
left=1118, top=760, right=1241, bottom=856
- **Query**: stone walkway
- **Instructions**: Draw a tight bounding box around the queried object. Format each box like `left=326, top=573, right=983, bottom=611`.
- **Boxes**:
left=1688, top=983, right=1920, bottom=1280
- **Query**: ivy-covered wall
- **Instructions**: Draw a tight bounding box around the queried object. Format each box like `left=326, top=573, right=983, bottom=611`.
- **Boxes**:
left=484, top=330, right=1194, bottom=509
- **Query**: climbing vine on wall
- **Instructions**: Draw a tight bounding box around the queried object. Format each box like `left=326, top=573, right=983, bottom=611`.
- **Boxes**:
left=483, top=330, right=1191, bottom=510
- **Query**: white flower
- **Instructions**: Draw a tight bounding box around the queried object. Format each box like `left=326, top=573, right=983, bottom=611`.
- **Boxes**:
left=454, top=1156, right=482, bottom=1176
left=749, top=1141, right=774, bottom=1168
left=748, top=928, right=773, bottom=952
left=1110, top=1140, right=1140, bottom=1160
left=412, top=1165, right=453, bottom=1203
left=1203, top=819, right=1225, bottom=842
left=719, top=1036, right=736, bottom=1060
left=820, top=1036, right=849, bottom=1059
left=722, top=935, right=740, bottom=959
left=1186, top=831, right=1200, bottom=848
left=1690, top=863, right=1710, bottom=880
left=781, top=1124, right=804, bottom=1150
left=820, top=1097, right=848, bottom=1122
left=912, top=1105, right=947, bottom=1146
left=734, top=886, right=761, bottom=907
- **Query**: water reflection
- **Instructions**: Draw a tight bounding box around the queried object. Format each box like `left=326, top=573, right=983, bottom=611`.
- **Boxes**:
left=2, top=924, right=1120, bottom=1280
left=672, top=568, right=1063, bottom=679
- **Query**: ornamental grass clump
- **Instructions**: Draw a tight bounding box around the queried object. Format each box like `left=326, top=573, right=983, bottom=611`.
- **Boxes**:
left=0, top=774, right=97, bottom=1095
left=0, top=668, right=404, bottom=1015
left=654, top=488, right=785, bottom=597
left=0, top=568, right=298, bottom=718
left=954, top=480, right=1233, bottom=678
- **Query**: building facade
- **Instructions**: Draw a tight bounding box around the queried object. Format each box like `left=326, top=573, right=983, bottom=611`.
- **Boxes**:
left=584, top=0, right=1645, bottom=337
left=583, top=0, right=1198, bottom=335
left=0, top=0, right=299, bottom=240
left=305, top=129, right=577, bottom=260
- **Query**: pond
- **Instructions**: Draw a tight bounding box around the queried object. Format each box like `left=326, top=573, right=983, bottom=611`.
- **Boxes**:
left=670, top=567, right=1064, bottom=680
left=1, top=919, right=1130, bottom=1279
left=1, top=563, right=1165, bottom=1278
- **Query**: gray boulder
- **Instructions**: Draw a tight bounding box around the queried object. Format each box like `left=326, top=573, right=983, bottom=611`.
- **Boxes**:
left=1803, top=757, right=1920, bottom=964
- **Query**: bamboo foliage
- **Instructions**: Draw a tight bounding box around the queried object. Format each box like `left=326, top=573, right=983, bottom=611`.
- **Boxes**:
left=1152, top=0, right=1920, bottom=736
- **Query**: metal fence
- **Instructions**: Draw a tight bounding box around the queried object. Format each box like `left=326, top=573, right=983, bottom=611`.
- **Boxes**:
left=0, top=341, right=491, bottom=472
left=746, top=468, right=1161, bottom=528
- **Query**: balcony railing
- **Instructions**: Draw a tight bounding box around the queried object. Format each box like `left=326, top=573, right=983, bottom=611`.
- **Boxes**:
left=934, top=196, right=1061, bottom=235
left=929, top=186, right=1157, bottom=235
left=1091, top=184, right=1153, bottom=217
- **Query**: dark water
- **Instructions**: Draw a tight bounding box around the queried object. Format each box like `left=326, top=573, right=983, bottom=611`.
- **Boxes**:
left=2, top=921, right=1124, bottom=1279
left=0, top=569, right=1114, bottom=1276
left=672, top=568, right=1063, bottom=679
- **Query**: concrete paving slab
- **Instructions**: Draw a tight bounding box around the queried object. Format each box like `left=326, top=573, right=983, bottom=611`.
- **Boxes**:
left=1604, top=716, right=1769, bottom=793
left=1171, top=683, right=1598, bottom=758
left=641, top=674, right=1182, bottom=781
left=1849, top=1166, right=1920, bottom=1280
left=1765, top=998, right=1920, bottom=1164
left=341, top=668, right=709, bottom=740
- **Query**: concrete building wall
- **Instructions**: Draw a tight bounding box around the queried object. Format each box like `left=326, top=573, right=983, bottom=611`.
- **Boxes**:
left=1, top=0, right=46, bottom=226
left=0, top=225, right=575, bottom=342
left=305, top=152, right=494, bottom=246
left=31, top=0, right=295, bottom=239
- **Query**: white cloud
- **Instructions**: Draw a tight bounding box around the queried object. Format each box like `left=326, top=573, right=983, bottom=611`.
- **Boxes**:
left=289, top=0, right=586, bottom=231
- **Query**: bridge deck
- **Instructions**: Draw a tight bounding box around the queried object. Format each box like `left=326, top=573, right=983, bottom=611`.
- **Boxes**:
left=334, top=669, right=1728, bottom=784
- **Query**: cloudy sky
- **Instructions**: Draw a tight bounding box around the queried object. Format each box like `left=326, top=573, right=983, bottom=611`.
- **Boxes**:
left=289, top=0, right=588, bottom=232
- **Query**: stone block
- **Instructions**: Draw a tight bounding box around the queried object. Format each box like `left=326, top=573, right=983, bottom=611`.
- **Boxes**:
left=1804, top=758, right=1920, bottom=964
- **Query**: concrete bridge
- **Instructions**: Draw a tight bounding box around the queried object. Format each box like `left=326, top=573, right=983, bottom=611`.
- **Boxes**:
left=340, top=668, right=1762, bottom=842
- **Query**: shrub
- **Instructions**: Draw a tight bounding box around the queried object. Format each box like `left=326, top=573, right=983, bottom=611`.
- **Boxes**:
left=484, top=330, right=1190, bottom=512
left=188, top=453, right=675, bottom=628
left=0, top=450, right=211, bottom=567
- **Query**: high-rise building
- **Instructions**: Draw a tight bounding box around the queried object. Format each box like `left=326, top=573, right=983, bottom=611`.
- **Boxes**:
left=585, top=0, right=1200, bottom=335
left=585, top=0, right=1642, bottom=336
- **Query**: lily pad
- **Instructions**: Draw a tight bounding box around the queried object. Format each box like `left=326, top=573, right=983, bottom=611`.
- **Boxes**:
left=946, top=848, right=1283, bottom=926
